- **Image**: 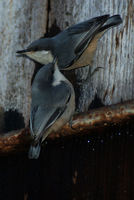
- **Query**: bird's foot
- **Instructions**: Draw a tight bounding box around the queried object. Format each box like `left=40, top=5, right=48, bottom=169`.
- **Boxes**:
left=90, top=67, right=104, bottom=77
left=69, top=117, right=76, bottom=130
left=77, top=67, right=103, bottom=86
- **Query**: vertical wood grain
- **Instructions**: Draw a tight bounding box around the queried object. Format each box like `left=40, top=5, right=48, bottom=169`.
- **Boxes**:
left=0, top=0, right=48, bottom=125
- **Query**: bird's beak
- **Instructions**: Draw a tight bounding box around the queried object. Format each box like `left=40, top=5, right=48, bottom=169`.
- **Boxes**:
left=16, top=49, right=28, bottom=54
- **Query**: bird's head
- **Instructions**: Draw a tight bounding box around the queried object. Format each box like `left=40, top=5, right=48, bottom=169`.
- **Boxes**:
left=16, top=38, right=54, bottom=64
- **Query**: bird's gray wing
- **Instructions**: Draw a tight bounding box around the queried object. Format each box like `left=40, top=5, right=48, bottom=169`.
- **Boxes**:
left=30, top=84, right=71, bottom=143
left=67, top=15, right=109, bottom=35
left=30, top=106, right=64, bottom=143
left=71, top=15, right=109, bottom=55
left=61, top=15, right=109, bottom=68
left=74, top=15, right=122, bottom=54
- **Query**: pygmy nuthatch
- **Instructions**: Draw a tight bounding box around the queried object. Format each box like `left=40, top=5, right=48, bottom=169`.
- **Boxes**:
left=16, top=14, right=122, bottom=70
left=29, top=60, right=75, bottom=159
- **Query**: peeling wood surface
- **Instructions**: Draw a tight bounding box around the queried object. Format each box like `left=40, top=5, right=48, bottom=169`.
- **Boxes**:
left=49, top=0, right=134, bottom=112
left=0, top=0, right=48, bottom=126
left=0, top=100, right=134, bottom=154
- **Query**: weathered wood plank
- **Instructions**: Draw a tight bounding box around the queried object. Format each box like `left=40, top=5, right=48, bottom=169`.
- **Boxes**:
left=0, top=0, right=48, bottom=125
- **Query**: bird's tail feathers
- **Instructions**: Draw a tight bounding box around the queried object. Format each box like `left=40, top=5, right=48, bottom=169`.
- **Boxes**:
left=99, top=15, right=122, bottom=32
left=28, top=143, right=41, bottom=159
